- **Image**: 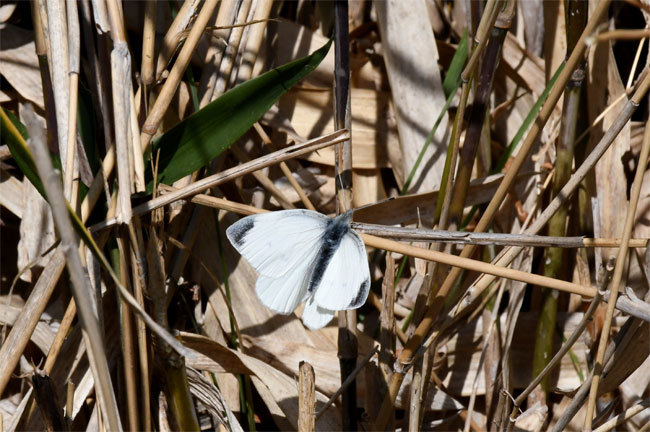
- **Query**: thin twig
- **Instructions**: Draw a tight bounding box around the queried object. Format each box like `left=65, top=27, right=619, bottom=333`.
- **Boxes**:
left=351, top=223, right=648, bottom=248
left=315, top=346, right=379, bottom=421
left=90, top=130, right=349, bottom=231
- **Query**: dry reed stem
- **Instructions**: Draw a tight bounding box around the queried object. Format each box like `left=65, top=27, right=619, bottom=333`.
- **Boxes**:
left=592, top=398, right=650, bottom=432
left=236, top=0, right=274, bottom=83
left=91, top=129, right=349, bottom=230
left=45, top=0, right=70, bottom=164
left=213, top=0, right=253, bottom=98
left=110, top=42, right=134, bottom=224
left=25, top=107, right=122, bottom=431
left=298, top=361, right=315, bottom=432
left=253, top=122, right=316, bottom=210
left=140, top=0, right=157, bottom=86
left=0, top=251, right=65, bottom=396
left=198, top=0, right=239, bottom=106
left=363, top=234, right=595, bottom=297
left=352, top=223, right=649, bottom=248
left=229, top=144, right=296, bottom=209
left=116, top=236, right=139, bottom=431
left=154, top=0, right=202, bottom=81
left=127, top=221, right=152, bottom=431
left=63, top=0, right=79, bottom=203
left=462, top=0, right=500, bottom=81
left=584, top=79, right=650, bottom=429
left=595, top=28, right=650, bottom=42
left=142, top=0, right=219, bottom=149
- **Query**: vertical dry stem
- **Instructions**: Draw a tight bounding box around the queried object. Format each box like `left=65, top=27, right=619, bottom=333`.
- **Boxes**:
left=298, top=361, right=316, bottom=432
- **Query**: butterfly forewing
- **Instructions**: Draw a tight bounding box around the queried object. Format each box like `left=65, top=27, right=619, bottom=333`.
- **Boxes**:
left=226, top=210, right=329, bottom=279
left=311, top=230, right=370, bottom=311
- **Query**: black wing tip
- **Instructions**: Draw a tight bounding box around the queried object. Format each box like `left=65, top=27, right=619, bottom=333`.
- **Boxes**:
left=347, top=277, right=371, bottom=309
left=227, top=217, right=255, bottom=247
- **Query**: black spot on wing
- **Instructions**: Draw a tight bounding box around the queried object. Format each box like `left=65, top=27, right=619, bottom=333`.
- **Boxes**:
left=308, top=216, right=350, bottom=293
left=347, top=278, right=370, bottom=309
left=228, top=217, right=254, bottom=247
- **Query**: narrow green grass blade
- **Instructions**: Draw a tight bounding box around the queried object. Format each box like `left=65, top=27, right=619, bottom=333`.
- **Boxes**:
left=442, top=31, right=468, bottom=97
left=1, top=107, right=46, bottom=197
left=400, top=33, right=468, bottom=195
left=147, top=40, right=332, bottom=190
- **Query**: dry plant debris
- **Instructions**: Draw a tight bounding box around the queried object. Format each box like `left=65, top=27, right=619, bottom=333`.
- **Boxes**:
left=1, top=0, right=650, bottom=430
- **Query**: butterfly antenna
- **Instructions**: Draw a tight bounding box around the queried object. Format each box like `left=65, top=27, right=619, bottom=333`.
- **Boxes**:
left=335, top=172, right=353, bottom=213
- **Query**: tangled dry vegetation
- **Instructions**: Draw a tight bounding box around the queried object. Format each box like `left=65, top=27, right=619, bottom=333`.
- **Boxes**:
left=2, top=0, right=650, bottom=430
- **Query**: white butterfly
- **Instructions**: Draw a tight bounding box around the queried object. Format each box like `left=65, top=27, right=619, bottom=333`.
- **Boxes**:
left=226, top=209, right=371, bottom=329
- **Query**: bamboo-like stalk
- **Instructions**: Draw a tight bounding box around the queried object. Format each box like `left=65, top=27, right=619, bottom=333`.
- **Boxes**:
left=154, top=0, right=203, bottom=81
left=141, top=0, right=220, bottom=151
left=378, top=254, right=395, bottom=428
left=461, top=0, right=500, bottom=82
left=44, top=0, right=70, bottom=164
left=109, top=42, right=134, bottom=223
left=140, top=0, right=157, bottom=86
left=583, top=73, right=650, bottom=431
left=236, top=0, right=274, bottom=83
left=332, top=2, right=357, bottom=429
left=116, top=236, right=139, bottom=431
left=592, top=398, right=650, bottom=432
left=351, top=223, right=650, bottom=248
left=298, top=361, right=315, bottom=432
left=212, top=0, right=253, bottom=99
left=128, top=221, right=152, bottom=431
left=24, top=107, right=123, bottom=432
left=533, top=0, right=587, bottom=397
left=63, top=0, right=80, bottom=204
left=198, top=0, right=239, bottom=106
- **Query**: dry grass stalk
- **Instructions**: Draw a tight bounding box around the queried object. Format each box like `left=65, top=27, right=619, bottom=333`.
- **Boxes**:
left=63, top=0, right=79, bottom=203
left=91, top=129, right=350, bottom=231
left=139, top=0, right=157, bottom=86
left=298, top=361, right=315, bottom=432
left=44, top=0, right=69, bottom=164
left=141, top=0, right=219, bottom=148
left=24, top=107, right=122, bottom=431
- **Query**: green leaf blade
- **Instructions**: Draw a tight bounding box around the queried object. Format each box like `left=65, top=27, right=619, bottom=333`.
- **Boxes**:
left=147, top=40, right=332, bottom=190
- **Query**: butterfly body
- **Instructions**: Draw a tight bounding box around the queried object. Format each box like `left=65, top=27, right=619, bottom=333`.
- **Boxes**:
left=226, top=209, right=370, bottom=329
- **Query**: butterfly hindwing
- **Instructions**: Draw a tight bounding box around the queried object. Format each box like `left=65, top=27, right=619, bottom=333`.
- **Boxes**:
left=311, top=229, right=370, bottom=311
left=226, top=210, right=329, bottom=279
left=301, top=296, right=335, bottom=330
left=255, top=258, right=313, bottom=314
